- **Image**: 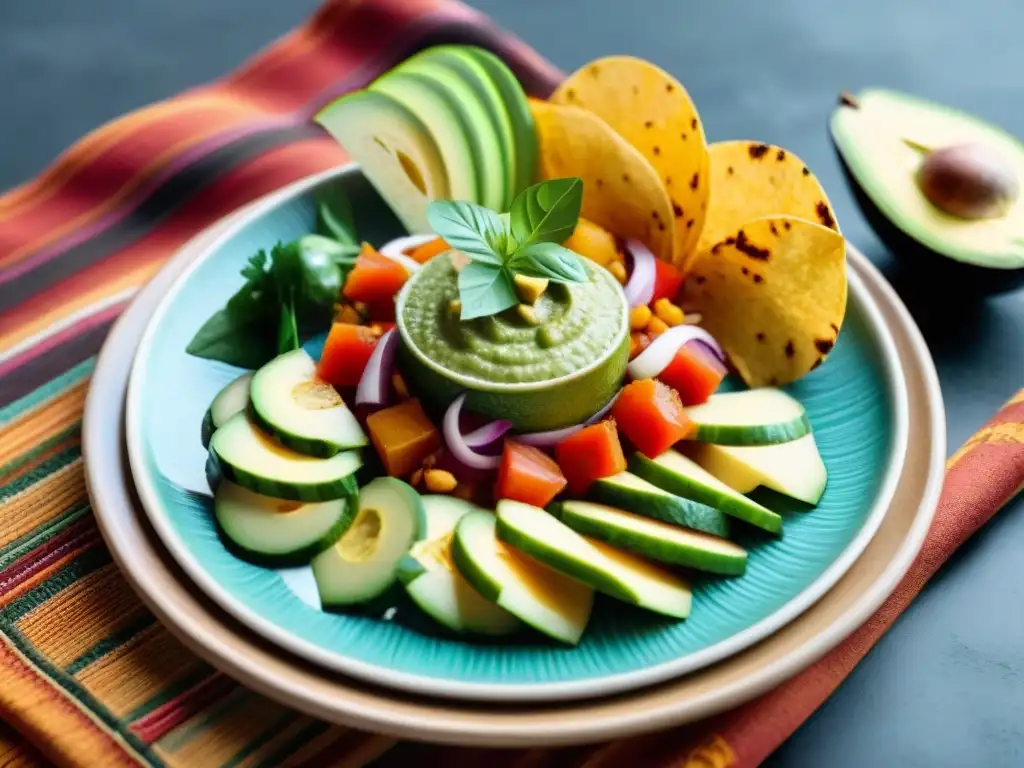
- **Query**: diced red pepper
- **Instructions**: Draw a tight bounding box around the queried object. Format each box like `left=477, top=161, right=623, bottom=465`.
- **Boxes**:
left=408, top=237, right=450, bottom=264
left=495, top=439, right=567, bottom=508
left=343, top=243, right=409, bottom=304
left=651, top=259, right=684, bottom=303
left=555, top=419, right=627, bottom=495
left=317, top=322, right=380, bottom=389
left=611, top=378, right=694, bottom=458
left=658, top=343, right=727, bottom=406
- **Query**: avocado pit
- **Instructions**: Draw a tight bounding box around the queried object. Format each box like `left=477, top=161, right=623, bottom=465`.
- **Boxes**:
left=915, top=142, right=1019, bottom=220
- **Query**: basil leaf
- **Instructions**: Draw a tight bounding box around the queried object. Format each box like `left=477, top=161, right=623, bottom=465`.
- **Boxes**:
left=457, top=263, right=519, bottom=320
left=427, top=201, right=504, bottom=266
left=510, top=177, right=583, bottom=248
left=509, top=242, right=588, bottom=284
left=186, top=307, right=277, bottom=369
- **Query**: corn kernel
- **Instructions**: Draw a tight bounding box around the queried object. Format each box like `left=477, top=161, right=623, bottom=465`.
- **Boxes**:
left=424, top=469, right=458, bottom=493
left=392, top=373, right=410, bottom=400
left=608, top=260, right=627, bottom=284
left=647, top=316, right=669, bottom=337
left=653, top=298, right=685, bottom=327
left=630, top=305, right=652, bottom=330
left=410, top=468, right=424, bottom=488
left=630, top=332, right=651, bottom=359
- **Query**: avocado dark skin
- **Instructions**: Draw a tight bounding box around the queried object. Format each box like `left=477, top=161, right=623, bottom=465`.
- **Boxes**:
left=831, top=140, right=1024, bottom=296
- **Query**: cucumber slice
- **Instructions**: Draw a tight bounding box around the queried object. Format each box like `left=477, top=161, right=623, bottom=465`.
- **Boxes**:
left=209, top=412, right=361, bottom=502
left=397, top=496, right=519, bottom=635
left=201, top=372, right=253, bottom=448
left=550, top=500, right=748, bottom=577
left=684, top=433, right=828, bottom=505
left=250, top=348, right=366, bottom=457
left=685, top=388, right=810, bottom=446
left=588, top=471, right=731, bottom=537
left=630, top=450, right=783, bottom=534
left=312, top=477, right=425, bottom=608
left=452, top=509, right=593, bottom=645
left=496, top=501, right=692, bottom=619
left=214, top=481, right=354, bottom=567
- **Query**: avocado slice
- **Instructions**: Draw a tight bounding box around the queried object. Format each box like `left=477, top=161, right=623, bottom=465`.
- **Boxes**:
left=588, top=471, right=731, bottom=537
left=496, top=500, right=692, bottom=619
left=201, top=371, right=252, bottom=448
left=831, top=88, right=1024, bottom=293
left=683, top=433, right=827, bottom=506
left=452, top=508, right=593, bottom=645
left=406, top=46, right=515, bottom=211
left=312, top=477, right=426, bottom=609
left=630, top=450, right=782, bottom=535
left=397, top=496, right=520, bottom=635
left=550, top=500, right=747, bottom=576
left=683, top=388, right=810, bottom=446
left=249, top=349, right=367, bottom=458
left=315, top=89, right=448, bottom=234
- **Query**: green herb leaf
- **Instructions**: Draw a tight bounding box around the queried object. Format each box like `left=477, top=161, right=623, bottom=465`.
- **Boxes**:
left=316, top=184, right=358, bottom=246
left=510, top=177, right=583, bottom=249
left=185, top=307, right=277, bottom=369
left=277, top=291, right=300, bottom=355
left=509, top=242, right=588, bottom=283
left=457, top=263, right=519, bottom=320
left=427, top=201, right=505, bottom=266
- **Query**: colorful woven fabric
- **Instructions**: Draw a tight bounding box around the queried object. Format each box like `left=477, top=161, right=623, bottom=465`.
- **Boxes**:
left=1, top=1, right=1022, bottom=766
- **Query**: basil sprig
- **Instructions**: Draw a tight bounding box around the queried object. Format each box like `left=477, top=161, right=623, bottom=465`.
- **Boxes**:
left=426, top=177, right=587, bottom=320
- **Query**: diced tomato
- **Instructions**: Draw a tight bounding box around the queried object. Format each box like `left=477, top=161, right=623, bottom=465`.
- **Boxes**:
left=408, top=237, right=450, bottom=264
left=658, top=343, right=727, bottom=406
left=651, top=259, right=684, bottom=303
left=343, top=243, right=409, bottom=304
left=317, top=322, right=380, bottom=389
left=495, top=439, right=567, bottom=508
left=611, top=378, right=694, bottom=458
left=555, top=419, right=627, bottom=495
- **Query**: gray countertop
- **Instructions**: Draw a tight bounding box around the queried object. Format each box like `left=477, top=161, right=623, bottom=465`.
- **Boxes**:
left=3, top=0, right=1024, bottom=764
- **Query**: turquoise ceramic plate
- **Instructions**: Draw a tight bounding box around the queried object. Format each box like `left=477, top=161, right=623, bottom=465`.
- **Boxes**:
left=126, top=166, right=908, bottom=702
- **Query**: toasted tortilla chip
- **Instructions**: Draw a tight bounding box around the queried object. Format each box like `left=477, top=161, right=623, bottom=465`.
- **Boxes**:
left=552, top=56, right=709, bottom=270
left=682, top=216, right=847, bottom=387
left=531, top=99, right=675, bottom=262
left=696, top=141, right=840, bottom=256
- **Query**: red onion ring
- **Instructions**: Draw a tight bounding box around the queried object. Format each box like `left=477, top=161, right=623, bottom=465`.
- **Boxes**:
left=463, top=420, right=513, bottom=450
left=443, top=393, right=504, bottom=470
left=627, top=325, right=726, bottom=381
left=355, top=329, right=398, bottom=407
left=514, top=392, right=620, bottom=448
left=622, top=238, right=656, bottom=307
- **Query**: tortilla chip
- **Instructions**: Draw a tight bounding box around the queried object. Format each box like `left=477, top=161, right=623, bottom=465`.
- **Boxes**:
left=696, top=141, right=840, bottom=256
left=682, top=216, right=848, bottom=387
left=531, top=100, right=675, bottom=262
left=552, top=56, right=709, bottom=270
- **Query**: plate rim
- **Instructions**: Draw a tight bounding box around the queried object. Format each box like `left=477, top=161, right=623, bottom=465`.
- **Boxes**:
left=124, top=165, right=910, bottom=703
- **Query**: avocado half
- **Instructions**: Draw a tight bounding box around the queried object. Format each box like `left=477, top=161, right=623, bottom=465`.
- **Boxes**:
left=830, top=88, right=1024, bottom=294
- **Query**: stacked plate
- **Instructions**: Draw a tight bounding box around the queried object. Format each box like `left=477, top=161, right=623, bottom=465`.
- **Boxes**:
left=82, top=165, right=946, bottom=747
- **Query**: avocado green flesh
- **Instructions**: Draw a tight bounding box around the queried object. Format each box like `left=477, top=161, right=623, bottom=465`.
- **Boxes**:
left=209, top=412, right=362, bottom=502
left=201, top=372, right=252, bottom=448
left=452, top=510, right=593, bottom=645
left=630, top=450, right=782, bottom=535
left=552, top=500, right=747, bottom=577
left=312, top=478, right=425, bottom=607
left=587, top=471, right=730, bottom=537
left=831, top=88, right=1024, bottom=270
left=401, top=496, right=519, bottom=635
left=404, top=48, right=514, bottom=211
left=214, top=481, right=353, bottom=566
left=249, top=349, right=366, bottom=458
left=684, top=388, right=810, bottom=446
left=683, top=433, right=827, bottom=506
left=496, top=501, right=692, bottom=619
left=315, top=89, right=448, bottom=234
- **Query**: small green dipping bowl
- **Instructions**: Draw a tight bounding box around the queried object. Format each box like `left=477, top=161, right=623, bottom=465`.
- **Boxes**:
left=395, top=254, right=630, bottom=431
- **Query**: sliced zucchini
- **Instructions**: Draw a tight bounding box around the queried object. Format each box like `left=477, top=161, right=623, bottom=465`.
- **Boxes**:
left=588, top=471, right=731, bottom=537
left=209, top=412, right=361, bottom=502
left=214, top=480, right=353, bottom=567
left=452, top=509, right=593, bottom=645
left=397, top=496, right=519, bottom=635
left=685, top=388, right=810, bottom=446
left=201, top=372, right=253, bottom=447
left=249, top=348, right=366, bottom=457
left=312, top=477, right=425, bottom=608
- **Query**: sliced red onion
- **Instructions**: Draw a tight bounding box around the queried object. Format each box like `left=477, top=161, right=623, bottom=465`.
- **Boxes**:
left=443, top=393, right=503, bottom=470
left=628, top=325, right=726, bottom=381
left=515, top=392, right=620, bottom=448
left=355, top=329, right=398, bottom=407
left=378, top=234, right=433, bottom=272
left=463, top=420, right=513, bottom=450
left=623, top=238, right=656, bottom=307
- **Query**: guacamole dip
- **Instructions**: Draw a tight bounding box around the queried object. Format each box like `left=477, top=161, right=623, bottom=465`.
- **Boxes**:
left=399, top=254, right=626, bottom=384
